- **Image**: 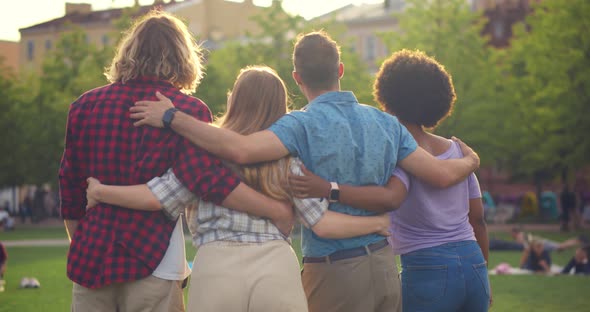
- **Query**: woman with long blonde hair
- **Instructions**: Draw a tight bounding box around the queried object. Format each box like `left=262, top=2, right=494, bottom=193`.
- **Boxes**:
left=86, top=65, right=391, bottom=311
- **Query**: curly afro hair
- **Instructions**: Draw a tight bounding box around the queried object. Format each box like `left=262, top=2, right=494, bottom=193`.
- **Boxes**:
left=373, top=49, right=456, bottom=128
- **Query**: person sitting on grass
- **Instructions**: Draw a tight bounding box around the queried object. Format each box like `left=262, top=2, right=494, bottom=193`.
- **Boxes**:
left=0, top=241, right=6, bottom=291
left=520, top=239, right=552, bottom=274
left=561, top=246, right=590, bottom=275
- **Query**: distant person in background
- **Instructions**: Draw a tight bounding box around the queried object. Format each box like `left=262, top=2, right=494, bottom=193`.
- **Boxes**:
left=574, top=175, right=587, bottom=229
left=520, top=240, right=552, bottom=274
left=0, top=241, right=7, bottom=292
left=20, top=193, right=33, bottom=224
left=32, top=185, right=48, bottom=222
left=561, top=246, right=590, bottom=275
left=560, top=183, right=578, bottom=232
left=0, top=206, right=15, bottom=231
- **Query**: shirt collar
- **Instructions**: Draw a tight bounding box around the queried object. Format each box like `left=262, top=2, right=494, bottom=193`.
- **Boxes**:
left=125, top=76, right=174, bottom=88
left=306, top=91, right=358, bottom=108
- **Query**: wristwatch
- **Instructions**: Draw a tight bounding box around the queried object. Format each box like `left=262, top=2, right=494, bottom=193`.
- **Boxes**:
left=328, top=182, right=340, bottom=203
left=162, top=107, right=179, bottom=129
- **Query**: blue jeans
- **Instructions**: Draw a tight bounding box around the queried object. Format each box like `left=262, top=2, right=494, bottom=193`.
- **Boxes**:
left=400, top=241, right=489, bottom=312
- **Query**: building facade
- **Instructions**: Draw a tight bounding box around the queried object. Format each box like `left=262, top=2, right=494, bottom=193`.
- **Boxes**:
left=315, top=0, right=404, bottom=71
left=316, top=0, right=536, bottom=70
left=0, top=40, right=19, bottom=75
left=18, top=0, right=265, bottom=74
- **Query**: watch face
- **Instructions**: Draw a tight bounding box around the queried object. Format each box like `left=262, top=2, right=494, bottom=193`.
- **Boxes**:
left=329, top=189, right=340, bottom=202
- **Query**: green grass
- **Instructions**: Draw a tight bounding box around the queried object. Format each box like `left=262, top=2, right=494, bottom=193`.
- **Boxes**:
left=1, top=227, right=68, bottom=241
left=2, top=229, right=590, bottom=312
left=0, top=246, right=71, bottom=312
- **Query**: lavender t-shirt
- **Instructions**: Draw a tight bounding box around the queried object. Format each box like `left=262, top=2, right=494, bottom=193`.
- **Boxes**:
left=389, top=140, right=481, bottom=255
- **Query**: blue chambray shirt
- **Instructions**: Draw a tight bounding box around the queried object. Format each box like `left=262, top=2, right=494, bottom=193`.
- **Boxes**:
left=268, top=91, right=417, bottom=257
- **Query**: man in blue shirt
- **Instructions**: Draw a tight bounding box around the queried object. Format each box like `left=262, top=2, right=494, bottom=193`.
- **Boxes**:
left=131, top=31, right=479, bottom=312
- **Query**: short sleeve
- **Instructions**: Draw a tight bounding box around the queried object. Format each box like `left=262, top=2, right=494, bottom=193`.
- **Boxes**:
left=467, top=173, right=482, bottom=199
left=396, top=122, right=418, bottom=161
left=392, top=167, right=410, bottom=193
left=268, top=113, right=306, bottom=157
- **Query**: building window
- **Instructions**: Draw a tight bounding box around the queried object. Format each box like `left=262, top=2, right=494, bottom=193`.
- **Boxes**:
left=27, top=40, right=34, bottom=61
left=102, top=34, right=109, bottom=46
left=365, top=35, right=376, bottom=61
left=493, top=21, right=505, bottom=39
left=45, top=40, right=52, bottom=51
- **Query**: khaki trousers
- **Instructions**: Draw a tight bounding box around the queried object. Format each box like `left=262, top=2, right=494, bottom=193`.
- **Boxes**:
left=71, top=275, right=184, bottom=312
left=187, top=240, right=308, bottom=312
left=302, top=245, right=401, bottom=312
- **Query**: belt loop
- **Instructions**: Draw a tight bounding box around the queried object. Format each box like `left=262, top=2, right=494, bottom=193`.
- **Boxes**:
left=365, top=245, right=371, bottom=255
left=326, top=256, right=331, bottom=264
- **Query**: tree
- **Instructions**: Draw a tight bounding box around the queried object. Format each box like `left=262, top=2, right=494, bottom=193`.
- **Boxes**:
left=0, top=60, right=29, bottom=186
left=501, top=0, right=590, bottom=185
left=12, top=27, right=113, bottom=186
left=379, top=0, right=503, bottom=166
left=197, top=0, right=373, bottom=116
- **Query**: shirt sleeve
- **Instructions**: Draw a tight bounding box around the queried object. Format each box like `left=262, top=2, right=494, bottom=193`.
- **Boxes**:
left=267, top=112, right=306, bottom=157
left=171, top=98, right=241, bottom=205
left=392, top=167, right=410, bottom=193
left=147, top=169, right=197, bottom=221
left=290, top=158, right=328, bottom=227
left=59, top=101, right=87, bottom=220
left=468, top=173, right=482, bottom=199
left=395, top=121, right=418, bottom=161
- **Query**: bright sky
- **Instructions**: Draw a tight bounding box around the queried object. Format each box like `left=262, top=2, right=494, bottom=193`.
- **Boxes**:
left=0, top=0, right=382, bottom=41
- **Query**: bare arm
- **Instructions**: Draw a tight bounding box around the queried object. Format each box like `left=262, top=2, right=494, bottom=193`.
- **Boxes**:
left=87, top=179, right=161, bottom=211
left=130, top=92, right=289, bottom=164
left=311, top=211, right=390, bottom=239
left=468, top=198, right=489, bottom=264
left=64, top=220, right=79, bottom=242
left=289, top=165, right=407, bottom=213
left=398, top=139, right=479, bottom=188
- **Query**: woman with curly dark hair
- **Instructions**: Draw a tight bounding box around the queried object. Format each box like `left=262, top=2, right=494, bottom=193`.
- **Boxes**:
left=373, top=49, right=491, bottom=312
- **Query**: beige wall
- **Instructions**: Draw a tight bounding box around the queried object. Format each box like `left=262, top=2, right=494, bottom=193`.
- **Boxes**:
left=19, top=22, right=113, bottom=74
left=18, top=0, right=266, bottom=74
left=0, top=40, right=19, bottom=75
left=170, top=0, right=261, bottom=41
left=343, top=19, right=398, bottom=70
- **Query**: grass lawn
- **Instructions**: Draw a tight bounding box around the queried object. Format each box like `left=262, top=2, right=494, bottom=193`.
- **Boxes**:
left=1, top=229, right=589, bottom=312
left=1, top=227, right=67, bottom=241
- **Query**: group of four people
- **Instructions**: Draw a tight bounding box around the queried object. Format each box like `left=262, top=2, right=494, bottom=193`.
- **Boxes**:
left=59, top=10, right=490, bottom=312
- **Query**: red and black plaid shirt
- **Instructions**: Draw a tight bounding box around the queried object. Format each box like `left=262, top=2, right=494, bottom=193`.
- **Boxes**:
left=59, top=77, right=240, bottom=289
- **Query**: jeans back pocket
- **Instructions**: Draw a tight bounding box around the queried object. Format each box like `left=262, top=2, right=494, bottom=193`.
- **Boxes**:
left=402, top=264, right=448, bottom=304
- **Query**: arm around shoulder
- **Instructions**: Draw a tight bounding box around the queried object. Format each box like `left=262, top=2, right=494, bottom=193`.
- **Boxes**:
left=171, top=112, right=289, bottom=164
left=398, top=142, right=479, bottom=188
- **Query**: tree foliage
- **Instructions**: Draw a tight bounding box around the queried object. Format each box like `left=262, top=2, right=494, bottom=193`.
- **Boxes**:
left=379, top=0, right=503, bottom=166
left=198, top=0, right=372, bottom=116
left=501, top=0, right=590, bottom=181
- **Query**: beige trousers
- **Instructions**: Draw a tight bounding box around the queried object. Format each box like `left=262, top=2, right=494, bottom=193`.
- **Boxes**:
left=302, top=245, right=401, bottom=312
left=71, top=275, right=184, bottom=312
left=187, top=240, right=308, bottom=312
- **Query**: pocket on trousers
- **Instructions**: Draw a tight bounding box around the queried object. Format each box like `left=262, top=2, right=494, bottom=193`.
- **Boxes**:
left=403, top=265, right=448, bottom=304
left=472, top=262, right=490, bottom=298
